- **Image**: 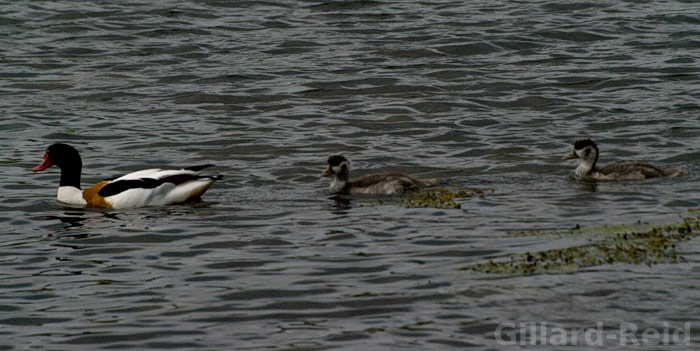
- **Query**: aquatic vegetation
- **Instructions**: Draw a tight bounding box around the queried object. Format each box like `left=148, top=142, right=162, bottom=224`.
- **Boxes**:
left=402, top=188, right=493, bottom=209
left=470, top=214, right=700, bottom=276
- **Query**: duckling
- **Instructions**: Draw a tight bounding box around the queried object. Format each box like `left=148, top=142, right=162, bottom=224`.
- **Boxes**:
left=564, top=139, right=684, bottom=180
left=321, top=155, right=436, bottom=195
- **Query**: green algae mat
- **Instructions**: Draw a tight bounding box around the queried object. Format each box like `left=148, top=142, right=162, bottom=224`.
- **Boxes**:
left=470, top=212, right=700, bottom=276
left=402, top=188, right=494, bottom=209
left=403, top=188, right=700, bottom=276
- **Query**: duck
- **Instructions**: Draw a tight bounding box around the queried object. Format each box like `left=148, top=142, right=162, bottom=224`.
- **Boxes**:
left=321, top=155, right=436, bottom=195
left=563, top=139, right=684, bottom=180
left=32, top=143, right=220, bottom=209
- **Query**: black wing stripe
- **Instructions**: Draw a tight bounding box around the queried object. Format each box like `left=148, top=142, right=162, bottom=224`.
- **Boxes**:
left=97, top=178, right=163, bottom=197
left=159, top=174, right=202, bottom=186
left=184, top=164, right=214, bottom=172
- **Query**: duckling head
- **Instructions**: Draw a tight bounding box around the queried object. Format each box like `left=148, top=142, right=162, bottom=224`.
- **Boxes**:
left=322, top=155, right=350, bottom=180
left=564, top=139, right=599, bottom=176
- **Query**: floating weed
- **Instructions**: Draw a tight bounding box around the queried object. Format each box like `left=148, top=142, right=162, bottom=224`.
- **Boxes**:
left=509, top=222, right=663, bottom=239
left=402, top=188, right=493, bottom=209
left=470, top=215, right=700, bottom=276
left=0, top=158, right=21, bottom=165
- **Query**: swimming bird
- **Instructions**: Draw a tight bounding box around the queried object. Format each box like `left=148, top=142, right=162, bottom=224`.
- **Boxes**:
left=32, top=143, right=220, bottom=208
left=321, top=155, right=436, bottom=195
left=563, top=139, right=683, bottom=180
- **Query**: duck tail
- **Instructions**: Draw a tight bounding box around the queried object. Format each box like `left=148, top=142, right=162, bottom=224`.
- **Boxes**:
left=664, top=168, right=686, bottom=177
left=185, top=164, right=215, bottom=172
left=419, top=178, right=438, bottom=187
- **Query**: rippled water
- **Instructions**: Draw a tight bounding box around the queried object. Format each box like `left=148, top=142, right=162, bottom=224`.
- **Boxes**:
left=2, top=1, right=700, bottom=350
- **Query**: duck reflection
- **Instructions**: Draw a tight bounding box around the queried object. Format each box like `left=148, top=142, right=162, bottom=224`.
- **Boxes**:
left=572, top=177, right=598, bottom=193
left=48, top=210, right=91, bottom=228
left=43, top=208, right=122, bottom=235
left=329, top=195, right=352, bottom=214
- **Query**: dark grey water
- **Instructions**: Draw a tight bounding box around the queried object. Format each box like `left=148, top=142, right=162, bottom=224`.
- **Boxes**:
left=2, top=1, right=700, bottom=350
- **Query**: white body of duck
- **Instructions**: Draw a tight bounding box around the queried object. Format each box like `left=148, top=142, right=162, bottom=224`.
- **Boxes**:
left=564, top=139, right=683, bottom=180
left=321, top=155, right=436, bottom=195
left=33, top=143, right=220, bottom=209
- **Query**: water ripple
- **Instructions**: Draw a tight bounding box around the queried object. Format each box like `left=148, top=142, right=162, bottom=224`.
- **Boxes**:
left=1, top=0, right=699, bottom=350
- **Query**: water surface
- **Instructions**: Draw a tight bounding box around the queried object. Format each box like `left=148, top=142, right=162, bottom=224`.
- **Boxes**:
left=2, top=1, right=700, bottom=350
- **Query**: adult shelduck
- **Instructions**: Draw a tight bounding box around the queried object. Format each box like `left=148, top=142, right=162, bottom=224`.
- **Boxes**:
left=32, top=143, right=220, bottom=209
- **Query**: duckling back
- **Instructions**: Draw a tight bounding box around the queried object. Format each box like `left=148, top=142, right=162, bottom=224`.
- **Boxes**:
left=597, top=162, right=684, bottom=180
left=347, top=173, right=436, bottom=195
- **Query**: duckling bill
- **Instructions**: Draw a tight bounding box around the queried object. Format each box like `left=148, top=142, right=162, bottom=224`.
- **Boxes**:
left=564, top=139, right=683, bottom=180
left=322, top=155, right=436, bottom=195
